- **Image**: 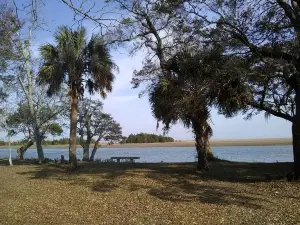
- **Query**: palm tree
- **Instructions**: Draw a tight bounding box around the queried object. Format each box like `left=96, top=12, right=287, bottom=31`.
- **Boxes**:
left=149, top=78, right=212, bottom=171
left=38, top=26, right=117, bottom=168
left=148, top=45, right=250, bottom=171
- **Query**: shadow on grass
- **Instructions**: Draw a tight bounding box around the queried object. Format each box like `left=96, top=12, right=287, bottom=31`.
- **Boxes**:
left=0, top=158, right=41, bottom=166
left=147, top=185, right=263, bottom=208
left=3, top=158, right=294, bottom=209
left=92, top=181, right=119, bottom=192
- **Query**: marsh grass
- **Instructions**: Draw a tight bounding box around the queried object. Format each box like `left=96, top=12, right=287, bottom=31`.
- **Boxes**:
left=0, top=138, right=292, bottom=150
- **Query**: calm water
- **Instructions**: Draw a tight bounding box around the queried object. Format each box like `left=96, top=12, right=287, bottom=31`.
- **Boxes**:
left=0, top=145, right=293, bottom=163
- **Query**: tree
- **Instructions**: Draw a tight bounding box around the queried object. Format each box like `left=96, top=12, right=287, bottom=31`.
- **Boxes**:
left=14, top=72, right=67, bottom=162
left=0, top=2, right=21, bottom=72
left=0, top=107, right=16, bottom=166
left=38, top=26, right=117, bottom=168
left=104, top=0, right=217, bottom=170
left=5, top=98, right=64, bottom=159
left=7, top=130, right=15, bottom=166
left=161, top=0, right=300, bottom=177
left=136, top=39, right=248, bottom=171
left=215, top=0, right=300, bottom=178
left=71, top=0, right=215, bottom=170
left=149, top=79, right=213, bottom=171
left=0, top=0, right=67, bottom=163
left=59, top=0, right=116, bottom=33
left=77, top=98, right=103, bottom=161
left=77, top=98, right=123, bottom=161
left=56, top=0, right=247, bottom=171
left=0, top=2, right=22, bottom=104
left=104, top=0, right=300, bottom=175
left=89, top=115, right=123, bottom=161
left=124, top=133, right=174, bottom=143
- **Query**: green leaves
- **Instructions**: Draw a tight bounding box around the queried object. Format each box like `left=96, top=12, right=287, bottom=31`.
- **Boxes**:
left=39, top=26, right=116, bottom=99
left=48, top=123, right=64, bottom=136
left=125, top=133, right=174, bottom=143
left=0, top=4, right=22, bottom=72
left=39, top=44, right=58, bottom=61
left=121, top=18, right=132, bottom=24
left=77, top=98, right=123, bottom=145
left=4, top=97, right=65, bottom=139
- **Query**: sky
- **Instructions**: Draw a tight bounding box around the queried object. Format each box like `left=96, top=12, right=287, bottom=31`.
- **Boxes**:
left=5, top=0, right=292, bottom=141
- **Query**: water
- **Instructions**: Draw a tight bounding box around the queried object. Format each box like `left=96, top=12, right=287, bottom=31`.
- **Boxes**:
left=0, top=145, right=293, bottom=163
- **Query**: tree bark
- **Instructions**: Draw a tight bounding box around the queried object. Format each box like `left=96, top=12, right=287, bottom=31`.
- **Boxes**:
left=69, top=93, right=78, bottom=168
left=83, top=111, right=92, bottom=161
left=192, top=120, right=209, bottom=172
left=35, top=132, right=44, bottom=163
left=17, top=140, right=34, bottom=160
left=206, top=141, right=214, bottom=161
left=90, top=139, right=100, bottom=161
left=8, top=136, right=13, bottom=166
left=82, top=138, right=91, bottom=161
left=292, top=122, right=300, bottom=179
left=195, top=135, right=209, bottom=171
left=20, top=41, right=46, bottom=164
left=292, top=79, right=300, bottom=178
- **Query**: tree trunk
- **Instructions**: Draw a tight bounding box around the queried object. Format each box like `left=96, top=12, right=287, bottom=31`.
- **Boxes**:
left=17, top=140, right=34, bottom=160
left=206, top=141, right=214, bottom=161
left=195, top=135, right=209, bottom=171
left=23, top=41, right=42, bottom=162
left=35, top=132, right=44, bottom=164
left=293, top=80, right=300, bottom=178
left=83, top=111, right=92, bottom=161
left=90, top=140, right=100, bottom=161
left=83, top=140, right=90, bottom=161
left=292, top=123, right=300, bottom=179
left=192, top=120, right=209, bottom=172
left=69, top=94, right=78, bottom=168
left=8, top=136, right=13, bottom=166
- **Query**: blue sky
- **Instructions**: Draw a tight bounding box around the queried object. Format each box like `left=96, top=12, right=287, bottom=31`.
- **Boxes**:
left=7, top=0, right=292, bottom=140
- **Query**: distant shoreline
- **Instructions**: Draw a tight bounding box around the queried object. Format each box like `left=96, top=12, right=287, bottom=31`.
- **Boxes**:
left=0, top=138, right=292, bottom=149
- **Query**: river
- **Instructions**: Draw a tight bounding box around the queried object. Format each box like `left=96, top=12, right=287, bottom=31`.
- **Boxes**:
left=0, top=145, right=293, bottom=162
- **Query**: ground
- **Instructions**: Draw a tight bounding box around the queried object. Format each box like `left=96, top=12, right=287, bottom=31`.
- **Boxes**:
left=0, top=160, right=300, bottom=225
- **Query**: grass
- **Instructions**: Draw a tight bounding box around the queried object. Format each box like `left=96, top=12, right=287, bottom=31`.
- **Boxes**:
left=0, top=138, right=292, bottom=150
left=0, top=159, right=300, bottom=224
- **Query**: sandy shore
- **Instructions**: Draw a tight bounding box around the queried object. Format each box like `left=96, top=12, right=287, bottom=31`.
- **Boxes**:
left=0, top=138, right=292, bottom=149
left=108, top=138, right=292, bottom=148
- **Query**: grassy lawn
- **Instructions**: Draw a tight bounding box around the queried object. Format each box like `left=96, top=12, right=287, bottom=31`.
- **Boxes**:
left=0, top=160, right=300, bottom=224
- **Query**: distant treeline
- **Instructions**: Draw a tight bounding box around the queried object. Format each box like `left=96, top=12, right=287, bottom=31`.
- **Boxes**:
left=125, top=133, right=174, bottom=143
left=0, top=137, right=98, bottom=146
left=42, top=137, right=97, bottom=145
left=0, top=134, right=174, bottom=146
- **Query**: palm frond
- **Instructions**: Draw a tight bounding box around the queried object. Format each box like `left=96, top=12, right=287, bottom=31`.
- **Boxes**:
left=54, top=26, right=71, bottom=48
left=84, top=35, right=117, bottom=97
left=39, top=44, right=58, bottom=61
left=38, top=43, right=66, bottom=96
left=39, top=26, right=116, bottom=99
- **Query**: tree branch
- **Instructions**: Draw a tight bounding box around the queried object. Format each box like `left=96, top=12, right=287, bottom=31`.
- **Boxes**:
left=277, top=0, right=299, bottom=25
left=60, top=0, right=115, bottom=26
left=250, top=102, right=293, bottom=122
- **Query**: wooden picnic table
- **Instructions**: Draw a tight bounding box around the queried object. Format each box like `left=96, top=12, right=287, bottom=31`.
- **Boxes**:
left=110, top=157, right=140, bottom=163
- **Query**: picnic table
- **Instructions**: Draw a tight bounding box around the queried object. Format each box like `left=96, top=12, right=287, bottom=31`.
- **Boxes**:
left=110, top=157, right=140, bottom=163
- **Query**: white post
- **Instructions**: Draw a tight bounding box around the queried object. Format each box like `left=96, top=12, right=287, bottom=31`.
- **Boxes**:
left=8, top=135, right=13, bottom=166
